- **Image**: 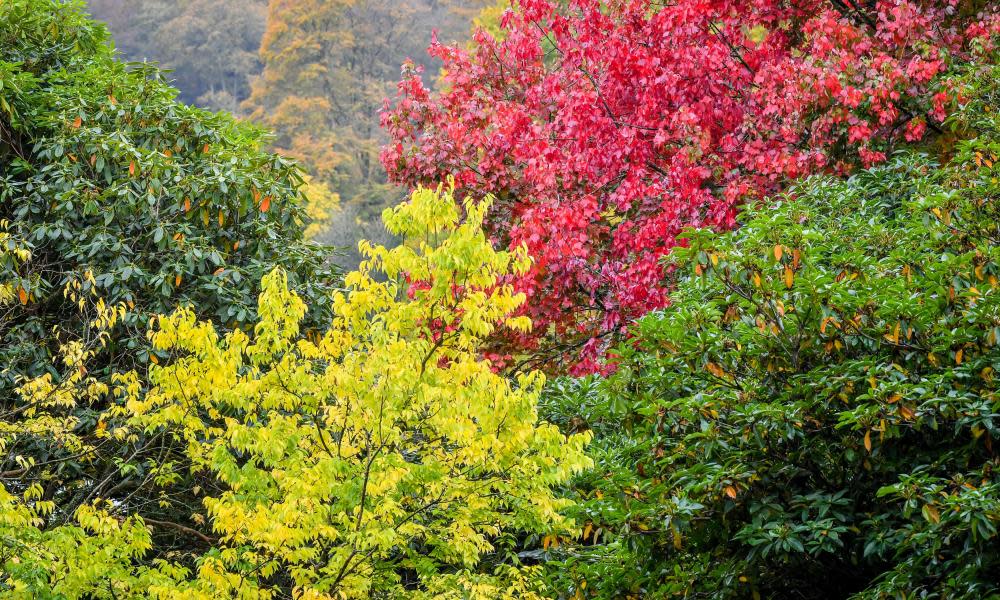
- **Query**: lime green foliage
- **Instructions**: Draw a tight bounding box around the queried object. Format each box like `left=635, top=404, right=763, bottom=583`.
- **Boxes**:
left=471, top=0, right=510, bottom=41
left=541, top=63, right=1000, bottom=598
left=2, top=184, right=591, bottom=598
left=126, top=184, right=591, bottom=597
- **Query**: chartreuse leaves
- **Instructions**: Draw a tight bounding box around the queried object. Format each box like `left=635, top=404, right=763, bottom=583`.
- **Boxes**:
left=66, top=183, right=588, bottom=598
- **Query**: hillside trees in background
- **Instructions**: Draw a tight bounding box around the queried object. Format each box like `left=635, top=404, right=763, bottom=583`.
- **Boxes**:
left=382, top=0, right=1000, bottom=373
left=244, top=0, right=411, bottom=218
left=0, top=0, right=337, bottom=562
left=537, top=59, right=1000, bottom=598
left=244, top=0, right=493, bottom=258
left=85, top=0, right=268, bottom=113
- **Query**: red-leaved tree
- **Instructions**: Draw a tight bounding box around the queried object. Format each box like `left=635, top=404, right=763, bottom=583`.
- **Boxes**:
left=382, top=0, right=1000, bottom=373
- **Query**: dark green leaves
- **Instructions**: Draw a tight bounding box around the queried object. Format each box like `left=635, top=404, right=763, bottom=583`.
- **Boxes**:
left=542, top=59, right=1000, bottom=599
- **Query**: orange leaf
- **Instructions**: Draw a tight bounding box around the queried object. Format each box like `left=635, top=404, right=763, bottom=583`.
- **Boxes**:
left=922, top=504, right=940, bottom=524
left=218, top=211, right=224, bottom=226
left=174, top=275, right=182, bottom=287
left=202, top=143, right=210, bottom=154
left=233, top=240, right=240, bottom=250
left=724, top=485, right=738, bottom=499
left=128, top=161, right=136, bottom=176
left=260, top=196, right=272, bottom=213
left=706, top=362, right=725, bottom=378
left=784, top=266, right=793, bottom=288
left=184, top=198, right=191, bottom=212
left=18, top=287, right=28, bottom=305
left=955, top=348, right=963, bottom=365
left=774, top=245, right=783, bottom=261
left=213, top=268, right=225, bottom=276
left=863, top=430, right=872, bottom=453
left=71, top=116, right=82, bottom=128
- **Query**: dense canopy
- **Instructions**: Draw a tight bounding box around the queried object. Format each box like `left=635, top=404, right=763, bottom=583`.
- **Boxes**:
left=4, top=0, right=1000, bottom=598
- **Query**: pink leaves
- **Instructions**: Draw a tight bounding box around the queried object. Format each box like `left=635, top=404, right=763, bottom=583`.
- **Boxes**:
left=380, top=0, right=998, bottom=372
left=904, top=118, right=928, bottom=143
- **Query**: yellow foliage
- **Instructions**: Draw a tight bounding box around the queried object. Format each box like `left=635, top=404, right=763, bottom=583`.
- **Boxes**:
left=471, top=0, right=510, bottom=41
left=299, top=175, right=341, bottom=239
left=0, top=183, right=591, bottom=597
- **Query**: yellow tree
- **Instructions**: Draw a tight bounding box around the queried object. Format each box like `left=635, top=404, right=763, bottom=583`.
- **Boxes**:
left=245, top=0, right=413, bottom=214
left=119, top=183, right=592, bottom=598
left=244, top=0, right=494, bottom=225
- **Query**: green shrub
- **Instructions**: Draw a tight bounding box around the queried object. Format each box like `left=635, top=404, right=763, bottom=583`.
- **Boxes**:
left=541, top=61, right=1000, bottom=599
left=0, top=0, right=336, bottom=387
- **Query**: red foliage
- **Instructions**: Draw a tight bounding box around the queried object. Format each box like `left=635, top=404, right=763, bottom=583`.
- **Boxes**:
left=381, top=0, right=1000, bottom=373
